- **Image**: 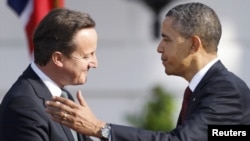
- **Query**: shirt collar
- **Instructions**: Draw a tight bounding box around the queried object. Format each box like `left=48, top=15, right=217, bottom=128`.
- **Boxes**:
left=31, top=61, right=62, bottom=97
left=189, top=58, right=219, bottom=92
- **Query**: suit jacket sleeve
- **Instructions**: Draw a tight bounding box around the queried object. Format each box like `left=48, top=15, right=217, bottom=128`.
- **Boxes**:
left=109, top=83, right=245, bottom=141
left=108, top=62, right=250, bottom=141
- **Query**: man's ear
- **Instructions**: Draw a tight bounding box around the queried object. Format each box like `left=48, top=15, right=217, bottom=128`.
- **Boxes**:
left=52, top=51, right=64, bottom=67
left=190, top=35, right=202, bottom=53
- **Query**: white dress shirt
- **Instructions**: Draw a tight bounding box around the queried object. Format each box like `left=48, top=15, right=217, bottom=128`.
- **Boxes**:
left=31, top=62, right=62, bottom=96
left=189, top=58, right=219, bottom=92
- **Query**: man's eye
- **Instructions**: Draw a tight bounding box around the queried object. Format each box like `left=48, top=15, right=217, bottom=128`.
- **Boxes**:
left=83, top=56, right=90, bottom=59
left=164, top=38, right=171, bottom=41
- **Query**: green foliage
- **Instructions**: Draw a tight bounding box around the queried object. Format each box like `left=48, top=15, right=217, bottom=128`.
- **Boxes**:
left=126, top=85, right=175, bottom=131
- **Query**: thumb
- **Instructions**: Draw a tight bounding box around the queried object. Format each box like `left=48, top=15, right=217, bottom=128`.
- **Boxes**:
left=77, top=90, right=88, bottom=107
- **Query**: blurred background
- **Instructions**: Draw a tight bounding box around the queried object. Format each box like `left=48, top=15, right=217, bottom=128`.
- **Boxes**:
left=1, top=0, right=250, bottom=139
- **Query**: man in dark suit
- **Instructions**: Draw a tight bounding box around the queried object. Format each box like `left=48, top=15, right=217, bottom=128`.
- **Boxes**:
left=0, top=8, right=98, bottom=141
left=45, top=2, right=250, bottom=141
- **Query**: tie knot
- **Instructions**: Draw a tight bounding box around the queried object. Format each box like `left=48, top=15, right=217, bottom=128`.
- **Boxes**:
left=184, top=86, right=192, bottom=100
left=61, top=89, right=68, bottom=98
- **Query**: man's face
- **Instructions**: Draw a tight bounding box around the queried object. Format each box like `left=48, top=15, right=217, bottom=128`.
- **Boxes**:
left=61, top=28, right=98, bottom=85
left=157, top=17, right=192, bottom=77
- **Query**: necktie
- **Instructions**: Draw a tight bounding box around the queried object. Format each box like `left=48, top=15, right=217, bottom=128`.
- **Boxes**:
left=180, top=86, right=192, bottom=124
left=61, top=89, right=78, bottom=141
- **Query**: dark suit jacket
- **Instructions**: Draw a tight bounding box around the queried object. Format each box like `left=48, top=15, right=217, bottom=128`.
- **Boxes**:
left=109, top=61, right=250, bottom=141
left=0, top=65, right=93, bottom=141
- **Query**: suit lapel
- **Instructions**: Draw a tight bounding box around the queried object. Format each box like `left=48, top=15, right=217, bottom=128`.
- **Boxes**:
left=185, top=61, right=226, bottom=118
left=22, top=65, right=52, bottom=103
left=60, top=124, right=76, bottom=141
left=23, top=65, right=76, bottom=141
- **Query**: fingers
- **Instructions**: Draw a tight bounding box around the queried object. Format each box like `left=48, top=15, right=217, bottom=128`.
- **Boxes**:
left=77, top=90, right=88, bottom=107
left=46, top=99, right=73, bottom=119
left=49, top=96, right=77, bottom=109
left=49, top=111, right=73, bottom=128
left=77, top=90, right=84, bottom=106
left=46, top=105, right=71, bottom=122
left=62, top=112, right=68, bottom=120
left=46, top=98, right=69, bottom=110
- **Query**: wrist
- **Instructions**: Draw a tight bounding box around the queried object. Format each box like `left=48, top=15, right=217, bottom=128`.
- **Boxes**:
left=99, top=123, right=111, bottom=140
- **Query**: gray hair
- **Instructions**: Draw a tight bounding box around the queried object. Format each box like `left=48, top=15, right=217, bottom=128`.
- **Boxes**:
left=166, top=2, right=221, bottom=52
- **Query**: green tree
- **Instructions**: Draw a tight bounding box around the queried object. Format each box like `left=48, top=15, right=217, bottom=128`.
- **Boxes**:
left=126, top=85, right=175, bottom=131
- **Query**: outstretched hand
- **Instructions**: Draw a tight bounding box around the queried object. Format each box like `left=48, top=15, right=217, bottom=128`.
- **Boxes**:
left=45, top=90, right=105, bottom=137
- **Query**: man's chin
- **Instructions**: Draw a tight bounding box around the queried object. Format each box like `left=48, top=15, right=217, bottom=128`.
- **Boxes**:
left=79, top=78, right=87, bottom=85
left=78, top=80, right=87, bottom=85
left=72, top=78, right=87, bottom=85
left=165, top=69, right=173, bottom=76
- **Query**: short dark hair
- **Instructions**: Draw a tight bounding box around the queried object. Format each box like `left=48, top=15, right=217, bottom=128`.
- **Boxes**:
left=166, top=2, right=221, bottom=52
left=33, top=8, right=96, bottom=66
